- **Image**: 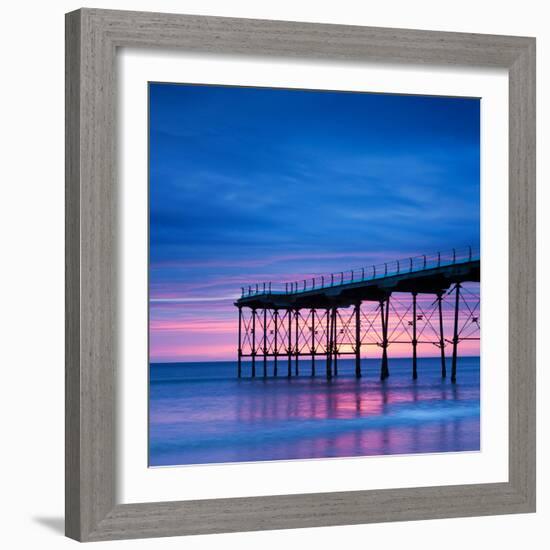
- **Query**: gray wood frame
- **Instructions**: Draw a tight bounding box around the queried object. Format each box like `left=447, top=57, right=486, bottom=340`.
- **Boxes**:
left=65, top=8, right=536, bottom=542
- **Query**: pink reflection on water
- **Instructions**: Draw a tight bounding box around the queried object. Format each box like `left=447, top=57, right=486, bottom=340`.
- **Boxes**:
left=229, top=378, right=462, bottom=424
left=149, top=359, right=480, bottom=466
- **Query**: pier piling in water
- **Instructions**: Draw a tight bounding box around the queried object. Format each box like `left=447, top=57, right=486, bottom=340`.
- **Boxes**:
left=287, top=309, right=292, bottom=378
left=332, top=306, right=338, bottom=377
left=326, top=308, right=332, bottom=379
left=237, top=306, right=242, bottom=378
left=263, top=308, right=267, bottom=378
left=311, top=309, right=316, bottom=377
left=294, top=309, right=299, bottom=376
left=251, top=308, right=256, bottom=378
left=412, top=292, right=418, bottom=380
left=451, top=283, right=461, bottom=383
left=437, top=291, right=447, bottom=378
left=355, top=302, right=361, bottom=378
left=273, top=309, right=278, bottom=377
left=380, top=297, right=390, bottom=381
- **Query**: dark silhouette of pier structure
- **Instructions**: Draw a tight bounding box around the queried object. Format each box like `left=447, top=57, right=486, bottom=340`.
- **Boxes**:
left=235, top=247, right=480, bottom=382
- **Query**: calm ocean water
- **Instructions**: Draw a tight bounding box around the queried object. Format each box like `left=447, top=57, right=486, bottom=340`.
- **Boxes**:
left=149, top=357, right=480, bottom=467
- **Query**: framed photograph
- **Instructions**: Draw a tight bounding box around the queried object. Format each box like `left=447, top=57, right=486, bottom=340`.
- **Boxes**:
left=65, top=8, right=535, bottom=541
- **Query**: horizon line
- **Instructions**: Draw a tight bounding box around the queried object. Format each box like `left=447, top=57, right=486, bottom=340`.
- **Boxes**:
left=150, top=355, right=481, bottom=366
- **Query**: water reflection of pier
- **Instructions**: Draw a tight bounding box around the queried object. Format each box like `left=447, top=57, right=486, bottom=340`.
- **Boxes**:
left=235, top=375, right=461, bottom=424
left=233, top=374, right=472, bottom=457
left=235, top=247, right=480, bottom=382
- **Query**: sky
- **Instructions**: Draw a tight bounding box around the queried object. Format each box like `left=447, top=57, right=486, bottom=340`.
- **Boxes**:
left=149, top=83, right=480, bottom=363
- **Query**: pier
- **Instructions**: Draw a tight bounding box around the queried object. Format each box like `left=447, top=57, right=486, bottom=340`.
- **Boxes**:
left=235, top=247, right=480, bottom=382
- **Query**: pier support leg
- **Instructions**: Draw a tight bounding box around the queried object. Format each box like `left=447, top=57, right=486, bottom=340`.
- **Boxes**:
left=412, top=292, right=418, bottom=380
left=273, top=309, right=278, bottom=377
left=437, top=292, right=446, bottom=378
left=251, top=308, right=256, bottom=378
left=263, top=308, right=267, bottom=378
left=237, top=306, right=242, bottom=378
left=295, top=309, right=299, bottom=376
left=332, top=307, right=338, bottom=376
left=326, top=308, right=332, bottom=380
left=451, top=283, right=461, bottom=383
left=311, top=309, right=316, bottom=377
left=287, top=309, right=292, bottom=378
left=355, top=302, right=362, bottom=378
left=380, top=297, right=390, bottom=380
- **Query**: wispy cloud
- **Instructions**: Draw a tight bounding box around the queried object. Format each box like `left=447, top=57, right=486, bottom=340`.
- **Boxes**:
left=150, top=296, right=236, bottom=303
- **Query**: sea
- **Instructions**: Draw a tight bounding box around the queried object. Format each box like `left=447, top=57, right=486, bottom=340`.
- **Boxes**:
left=149, top=356, right=480, bottom=467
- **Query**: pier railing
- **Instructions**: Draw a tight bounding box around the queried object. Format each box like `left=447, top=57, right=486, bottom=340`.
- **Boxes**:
left=241, top=246, right=479, bottom=298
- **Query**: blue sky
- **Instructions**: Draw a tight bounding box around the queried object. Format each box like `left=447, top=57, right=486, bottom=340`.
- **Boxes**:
left=149, top=83, right=480, bottom=362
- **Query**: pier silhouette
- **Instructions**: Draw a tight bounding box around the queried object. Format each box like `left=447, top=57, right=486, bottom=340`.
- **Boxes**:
left=235, top=247, right=480, bottom=382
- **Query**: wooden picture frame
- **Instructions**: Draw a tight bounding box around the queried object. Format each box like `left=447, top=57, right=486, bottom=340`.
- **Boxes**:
left=65, top=8, right=536, bottom=541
